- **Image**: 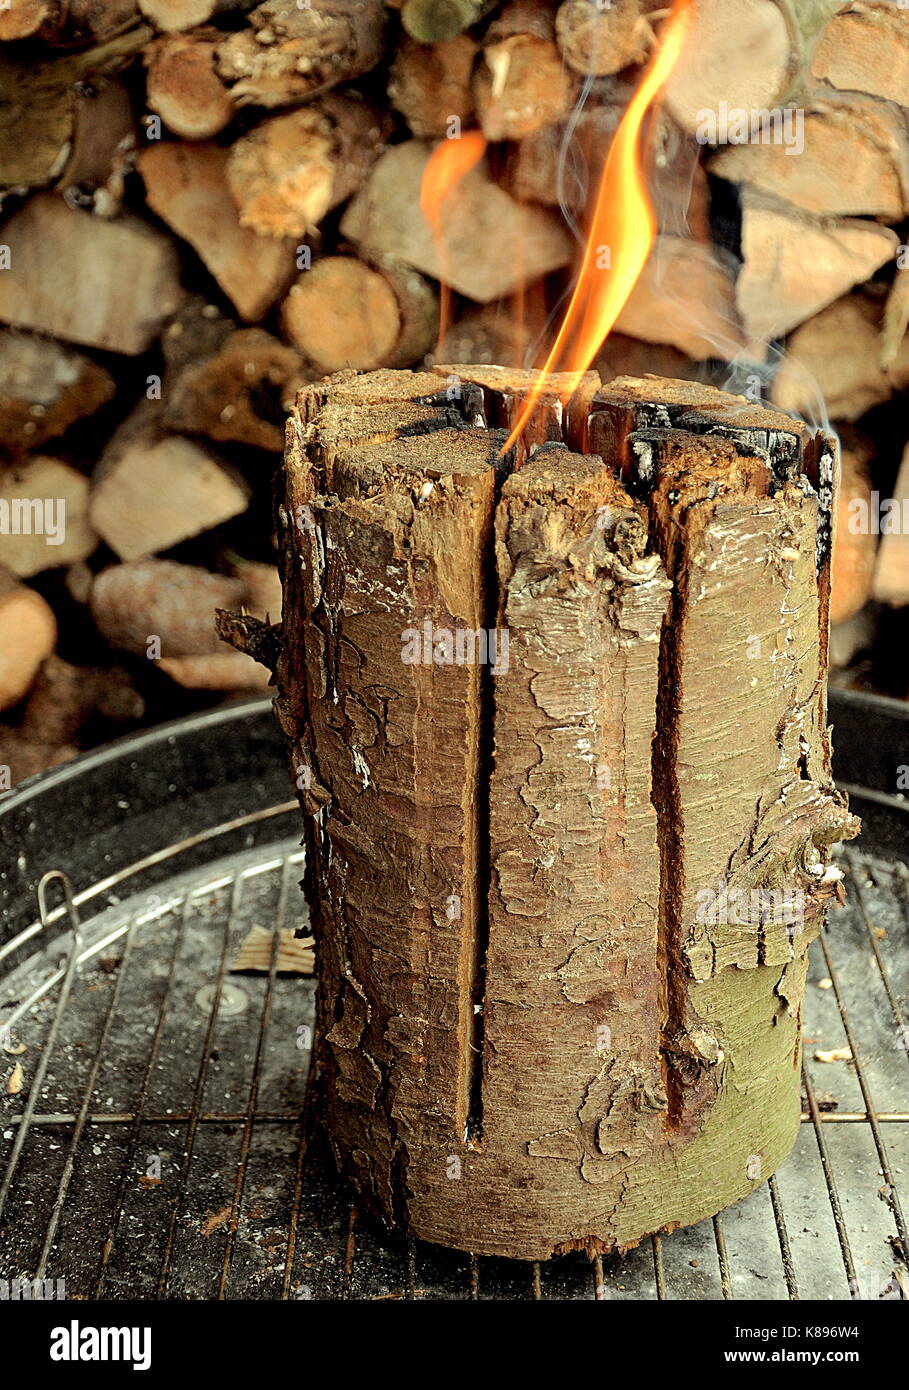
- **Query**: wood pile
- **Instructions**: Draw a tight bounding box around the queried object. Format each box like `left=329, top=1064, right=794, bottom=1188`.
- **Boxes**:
left=2, top=0, right=909, bottom=789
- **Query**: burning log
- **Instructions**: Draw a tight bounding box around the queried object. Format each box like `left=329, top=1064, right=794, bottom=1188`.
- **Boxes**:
left=473, top=0, right=578, bottom=141
left=242, top=366, right=857, bottom=1260
left=144, top=31, right=233, bottom=139
left=138, top=141, right=296, bottom=321
left=215, top=0, right=386, bottom=108
left=554, top=0, right=648, bottom=76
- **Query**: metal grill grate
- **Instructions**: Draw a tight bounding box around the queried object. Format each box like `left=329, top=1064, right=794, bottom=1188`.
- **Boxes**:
left=1, top=827, right=907, bottom=1301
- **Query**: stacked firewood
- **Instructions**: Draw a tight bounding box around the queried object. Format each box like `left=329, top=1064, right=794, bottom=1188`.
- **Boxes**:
left=1, top=0, right=908, bottom=788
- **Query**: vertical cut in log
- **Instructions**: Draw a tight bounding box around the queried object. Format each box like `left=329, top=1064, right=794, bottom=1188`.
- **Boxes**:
left=254, top=367, right=859, bottom=1260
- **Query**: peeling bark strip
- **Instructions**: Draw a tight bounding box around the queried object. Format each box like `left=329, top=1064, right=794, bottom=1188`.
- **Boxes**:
left=267, top=367, right=859, bottom=1261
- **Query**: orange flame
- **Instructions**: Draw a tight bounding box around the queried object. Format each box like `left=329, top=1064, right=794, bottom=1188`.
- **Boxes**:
left=504, top=0, right=694, bottom=452
left=420, top=131, right=489, bottom=351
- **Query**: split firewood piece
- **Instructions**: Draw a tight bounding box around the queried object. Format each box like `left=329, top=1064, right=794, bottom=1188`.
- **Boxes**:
left=341, top=140, right=573, bottom=302
left=431, top=361, right=600, bottom=459
left=215, top=0, right=386, bottom=109
left=55, top=77, right=136, bottom=219
left=595, top=331, right=699, bottom=387
left=226, top=556, right=282, bottom=621
left=281, top=255, right=438, bottom=373
left=0, top=728, right=78, bottom=788
left=160, top=293, right=233, bottom=377
left=401, top=0, right=493, bottom=42
left=585, top=373, right=820, bottom=491
left=735, top=190, right=899, bottom=346
left=19, top=655, right=144, bottom=747
left=635, top=425, right=856, bottom=975
left=0, top=195, right=183, bottom=355
left=473, top=0, right=577, bottom=141
left=90, top=407, right=250, bottom=562
left=0, top=457, right=96, bottom=578
left=91, top=559, right=247, bottom=658
left=0, top=0, right=140, bottom=43
left=275, top=375, right=500, bottom=1217
left=138, top=141, right=295, bottom=321
left=0, top=0, right=55, bottom=39
left=0, top=331, right=115, bottom=457
left=0, top=569, right=57, bottom=713
left=831, top=435, right=877, bottom=626
left=615, top=236, right=746, bottom=362
left=139, top=0, right=255, bottom=31
left=388, top=34, right=477, bottom=139
left=505, top=105, right=621, bottom=209
left=145, top=30, right=233, bottom=140
left=468, top=451, right=673, bottom=1244
left=829, top=605, right=876, bottom=672
left=163, top=327, right=307, bottom=451
left=229, top=924, right=315, bottom=974
left=771, top=292, right=909, bottom=421
left=711, top=96, right=909, bottom=221
left=554, top=0, right=648, bottom=76
left=158, top=650, right=271, bottom=689
left=433, top=300, right=527, bottom=367
left=0, top=32, right=147, bottom=201
left=873, top=443, right=909, bottom=609
left=812, top=1, right=909, bottom=109
left=225, top=95, right=387, bottom=239
left=881, top=272, right=909, bottom=371
left=663, top=0, right=799, bottom=136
